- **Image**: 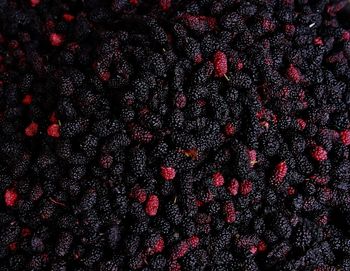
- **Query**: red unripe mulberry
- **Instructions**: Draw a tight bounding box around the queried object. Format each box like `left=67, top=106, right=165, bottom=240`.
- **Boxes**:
left=47, top=124, right=60, bottom=138
left=340, top=130, right=350, bottom=146
left=145, top=195, right=159, bottom=216
left=4, top=188, right=18, bottom=207
left=30, top=0, right=40, bottom=7
left=160, top=0, right=171, bottom=11
left=224, top=201, right=236, bottom=223
left=212, top=172, right=224, bottom=187
left=213, top=51, right=228, bottom=77
left=171, top=241, right=189, bottom=260
left=225, top=122, right=235, bottom=136
left=161, top=166, right=176, bottom=180
left=25, top=122, right=38, bottom=137
left=63, top=13, right=75, bottom=22
left=130, top=186, right=147, bottom=203
left=187, top=235, right=200, bottom=248
left=273, top=161, right=288, bottom=183
left=22, top=94, right=32, bottom=105
left=228, top=178, right=239, bottom=196
left=240, top=180, right=253, bottom=196
left=311, top=146, right=328, bottom=161
left=148, top=237, right=164, bottom=255
left=49, top=33, right=64, bottom=47
left=287, top=64, right=301, bottom=83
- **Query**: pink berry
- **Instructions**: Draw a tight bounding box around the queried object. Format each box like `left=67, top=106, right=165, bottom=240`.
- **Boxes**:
left=161, top=166, right=176, bottom=180
left=49, top=33, right=64, bottom=47
left=287, top=64, right=301, bottom=83
left=145, top=195, right=159, bottom=216
left=311, top=146, right=328, bottom=161
left=224, top=201, right=236, bottom=223
left=225, top=122, right=235, bottom=136
left=240, top=180, right=253, bottom=196
left=25, top=122, right=38, bottom=137
left=4, top=188, right=18, bottom=207
left=274, top=161, right=288, bottom=182
left=212, top=172, right=224, bottom=187
left=228, top=178, right=239, bottom=196
left=340, top=130, right=350, bottom=146
left=160, top=0, right=171, bottom=11
left=30, top=0, right=40, bottom=7
left=187, top=236, right=200, bottom=248
left=47, top=124, right=60, bottom=138
left=213, top=51, right=227, bottom=77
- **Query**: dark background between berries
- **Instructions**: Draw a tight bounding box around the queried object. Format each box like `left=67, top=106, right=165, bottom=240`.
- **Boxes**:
left=1, top=0, right=350, bottom=270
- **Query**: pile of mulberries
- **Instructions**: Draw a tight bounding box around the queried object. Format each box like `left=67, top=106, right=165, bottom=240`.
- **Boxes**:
left=0, top=0, right=350, bottom=270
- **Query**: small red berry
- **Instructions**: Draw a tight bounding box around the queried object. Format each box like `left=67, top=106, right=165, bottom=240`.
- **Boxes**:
left=287, top=186, right=296, bottom=195
left=160, top=0, right=171, bottom=11
left=47, top=124, right=60, bottom=138
left=30, top=0, right=40, bottom=7
left=248, top=149, right=257, bottom=167
left=25, top=122, right=38, bottom=137
left=297, top=118, right=306, bottom=130
left=313, top=37, right=324, bottom=46
left=225, top=122, right=235, bottom=136
left=284, top=24, right=295, bottom=35
left=187, top=236, right=200, bottom=248
left=171, top=241, right=189, bottom=260
left=145, top=195, right=159, bottom=216
left=287, top=64, right=301, bottom=83
left=100, top=155, right=113, bottom=169
left=149, top=237, right=164, bottom=254
left=342, top=31, right=350, bottom=41
left=63, top=13, right=75, bottom=22
left=130, top=186, right=147, bottom=203
left=49, top=33, right=64, bottom=47
left=194, top=54, right=203, bottom=64
left=175, top=93, right=187, bottom=109
left=22, top=94, right=32, bottom=105
left=223, top=201, right=236, bottom=223
left=250, top=245, right=257, bottom=254
left=240, top=180, right=253, bottom=196
left=8, top=242, right=17, bottom=251
left=212, top=172, right=224, bottom=187
left=161, top=166, right=176, bottom=181
left=257, top=240, right=267, bottom=252
left=213, top=51, right=228, bottom=77
left=340, top=130, right=350, bottom=146
left=49, top=112, right=58, bottom=123
left=21, top=227, right=31, bottom=237
left=4, top=188, right=18, bottom=207
left=228, top=178, right=239, bottom=196
left=274, top=161, right=288, bottom=182
left=129, top=0, right=138, bottom=5
left=311, top=146, right=328, bottom=161
left=99, top=71, right=110, bottom=81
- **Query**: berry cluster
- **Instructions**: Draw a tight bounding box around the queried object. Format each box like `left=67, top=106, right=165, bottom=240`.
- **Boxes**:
left=0, top=0, right=350, bottom=270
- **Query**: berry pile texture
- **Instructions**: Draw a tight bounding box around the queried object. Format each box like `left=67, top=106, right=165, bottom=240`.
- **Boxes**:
left=0, top=0, right=350, bottom=270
